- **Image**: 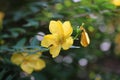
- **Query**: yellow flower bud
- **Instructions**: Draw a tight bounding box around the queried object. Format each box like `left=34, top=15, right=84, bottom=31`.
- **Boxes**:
left=80, top=25, right=90, bottom=47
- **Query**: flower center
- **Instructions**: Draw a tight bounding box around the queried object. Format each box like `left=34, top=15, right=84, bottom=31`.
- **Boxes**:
left=59, top=37, right=66, bottom=44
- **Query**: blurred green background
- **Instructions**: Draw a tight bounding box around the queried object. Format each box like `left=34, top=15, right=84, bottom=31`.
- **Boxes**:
left=0, top=0, right=120, bottom=80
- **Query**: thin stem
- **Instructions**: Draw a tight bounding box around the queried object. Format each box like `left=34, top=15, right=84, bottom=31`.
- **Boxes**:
left=73, top=28, right=81, bottom=40
left=73, top=33, right=80, bottom=40
left=2, top=46, right=49, bottom=53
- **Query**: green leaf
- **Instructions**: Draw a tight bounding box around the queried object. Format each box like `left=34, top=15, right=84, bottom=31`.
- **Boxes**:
left=0, top=69, right=6, bottom=80
left=102, top=3, right=116, bottom=10
left=30, top=37, right=39, bottom=46
left=23, top=19, right=39, bottom=28
left=14, top=38, right=26, bottom=48
left=19, top=77, right=31, bottom=80
left=32, top=73, right=46, bottom=80
left=5, top=75, right=14, bottom=80
left=9, top=28, right=26, bottom=38
left=9, top=28, right=26, bottom=33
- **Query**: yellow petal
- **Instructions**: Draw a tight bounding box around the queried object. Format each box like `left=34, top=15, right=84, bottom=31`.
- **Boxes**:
left=11, top=53, right=24, bottom=65
left=21, top=61, right=34, bottom=74
left=26, top=53, right=40, bottom=60
left=62, top=21, right=73, bottom=38
left=29, top=59, right=46, bottom=71
left=62, top=37, right=73, bottom=50
left=50, top=45, right=61, bottom=58
left=36, top=52, right=42, bottom=56
left=49, top=20, right=64, bottom=38
left=41, top=34, right=58, bottom=48
left=21, top=52, right=28, bottom=57
left=80, top=30, right=90, bottom=47
left=112, top=0, right=120, bottom=6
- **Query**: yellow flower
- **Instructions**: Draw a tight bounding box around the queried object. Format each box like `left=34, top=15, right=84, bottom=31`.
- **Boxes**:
left=11, top=52, right=45, bottom=74
left=41, top=20, right=73, bottom=58
left=0, top=12, right=5, bottom=20
left=80, top=25, right=90, bottom=47
left=112, top=0, right=120, bottom=6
